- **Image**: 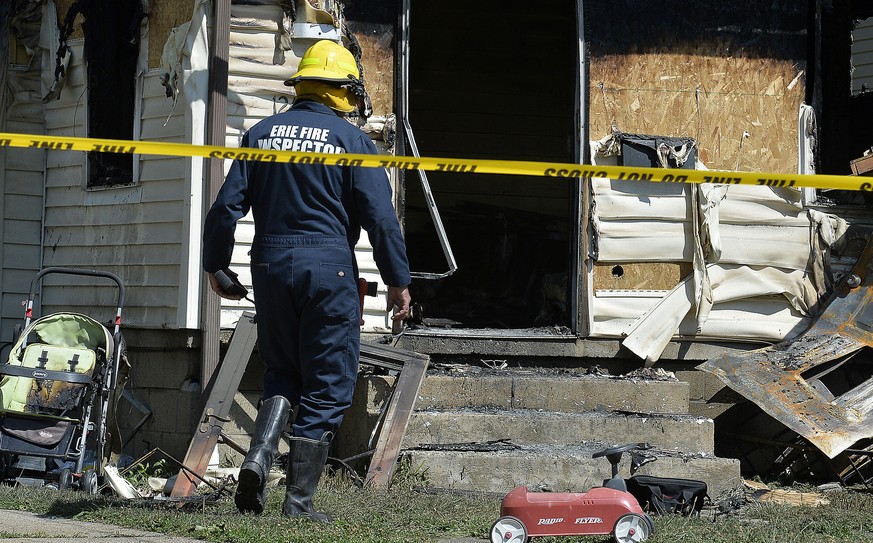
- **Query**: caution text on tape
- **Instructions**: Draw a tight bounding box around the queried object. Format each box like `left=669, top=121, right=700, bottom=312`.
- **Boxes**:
left=0, top=131, right=868, bottom=192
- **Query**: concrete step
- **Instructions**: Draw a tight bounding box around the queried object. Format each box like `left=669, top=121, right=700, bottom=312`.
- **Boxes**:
left=403, top=443, right=743, bottom=501
left=403, top=408, right=716, bottom=454
left=335, top=368, right=734, bottom=501
left=359, top=371, right=691, bottom=414
left=417, top=372, right=691, bottom=414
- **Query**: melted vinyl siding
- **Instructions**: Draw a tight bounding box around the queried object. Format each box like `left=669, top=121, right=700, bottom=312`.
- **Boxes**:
left=2, top=65, right=45, bottom=345
left=41, top=42, right=185, bottom=328
left=219, top=3, right=393, bottom=331
left=591, top=290, right=808, bottom=342
left=588, top=157, right=817, bottom=344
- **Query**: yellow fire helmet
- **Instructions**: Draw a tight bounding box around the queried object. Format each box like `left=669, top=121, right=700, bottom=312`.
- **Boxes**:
left=284, top=40, right=370, bottom=115
left=287, top=40, right=360, bottom=83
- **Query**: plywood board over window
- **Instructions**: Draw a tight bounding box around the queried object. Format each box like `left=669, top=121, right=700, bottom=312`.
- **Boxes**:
left=585, top=0, right=807, bottom=174
left=344, top=0, right=395, bottom=116
left=593, top=262, right=693, bottom=291
left=55, top=0, right=83, bottom=39
left=348, top=26, right=393, bottom=117
left=583, top=1, right=819, bottom=358
left=147, top=0, right=196, bottom=69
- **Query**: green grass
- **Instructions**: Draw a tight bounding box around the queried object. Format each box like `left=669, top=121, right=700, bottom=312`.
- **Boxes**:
left=0, top=473, right=498, bottom=543
left=1, top=475, right=872, bottom=543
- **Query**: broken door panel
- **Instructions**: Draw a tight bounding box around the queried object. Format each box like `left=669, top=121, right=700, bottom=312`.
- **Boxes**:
left=700, top=237, right=873, bottom=458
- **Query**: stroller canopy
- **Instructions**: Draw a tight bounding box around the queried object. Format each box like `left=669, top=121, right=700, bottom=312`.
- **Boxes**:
left=1, top=313, right=112, bottom=414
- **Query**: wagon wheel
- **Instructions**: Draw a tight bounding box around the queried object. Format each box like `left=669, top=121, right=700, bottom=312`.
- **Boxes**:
left=613, top=513, right=652, bottom=543
left=490, top=515, right=528, bottom=543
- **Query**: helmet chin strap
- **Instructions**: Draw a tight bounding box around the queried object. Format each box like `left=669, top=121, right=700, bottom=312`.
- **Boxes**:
left=339, top=75, right=372, bottom=119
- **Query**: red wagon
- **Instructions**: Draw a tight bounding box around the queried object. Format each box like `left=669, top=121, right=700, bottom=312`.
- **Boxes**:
left=490, top=444, right=655, bottom=543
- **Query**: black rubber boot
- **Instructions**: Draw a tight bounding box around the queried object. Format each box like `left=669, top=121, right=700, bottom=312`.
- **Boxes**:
left=234, top=395, right=291, bottom=514
left=282, top=433, right=332, bottom=522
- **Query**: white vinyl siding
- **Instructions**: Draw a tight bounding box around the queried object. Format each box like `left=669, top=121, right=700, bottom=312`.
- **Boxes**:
left=40, top=40, right=187, bottom=328
left=586, top=149, right=827, bottom=362
left=1, top=64, right=45, bottom=346
left=853, top=18, right=873, bottom=94
left=219, top=2, right=392, bottom=331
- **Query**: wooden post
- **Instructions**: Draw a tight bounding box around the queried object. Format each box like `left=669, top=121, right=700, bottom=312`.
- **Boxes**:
left=200, top=0, right=231, bottom=392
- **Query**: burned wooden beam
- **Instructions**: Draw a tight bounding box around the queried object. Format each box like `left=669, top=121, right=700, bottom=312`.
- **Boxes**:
left=170, top=312, right=257, bottom=498
left=359, top=341, right=407, bottom=372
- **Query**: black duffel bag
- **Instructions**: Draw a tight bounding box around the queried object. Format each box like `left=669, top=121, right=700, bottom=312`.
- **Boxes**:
left=625, top=475, right=709, bottom=516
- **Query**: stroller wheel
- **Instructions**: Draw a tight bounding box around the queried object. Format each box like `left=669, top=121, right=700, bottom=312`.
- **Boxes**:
left=82, top=469, right=98, bottom=495
left=58, top=468, right=73, bottom=490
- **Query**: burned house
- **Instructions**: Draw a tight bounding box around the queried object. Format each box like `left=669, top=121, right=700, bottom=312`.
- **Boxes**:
left=2, top=0, right=873, bottom=487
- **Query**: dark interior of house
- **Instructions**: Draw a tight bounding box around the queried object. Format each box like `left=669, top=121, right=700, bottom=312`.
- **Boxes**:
left=397, top=0, right=873, bottom=331
left=401, top=0, right=578, bottom=330
left=813, top=0, right=873, bottom=206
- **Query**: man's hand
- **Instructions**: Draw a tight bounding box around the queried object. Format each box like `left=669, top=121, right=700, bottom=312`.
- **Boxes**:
left=387, top=285, right=411, bottom=322
left=207, top=272, right=245, bottom=301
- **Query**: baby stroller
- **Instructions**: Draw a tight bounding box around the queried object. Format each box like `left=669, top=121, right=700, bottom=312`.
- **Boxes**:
left=0, top=268, right=125, bottom=493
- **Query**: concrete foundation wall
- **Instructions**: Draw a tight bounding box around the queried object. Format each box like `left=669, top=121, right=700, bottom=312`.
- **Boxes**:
left=116, top=328, right=279, bottom=467
left=116, top=328, right=204, bottom=461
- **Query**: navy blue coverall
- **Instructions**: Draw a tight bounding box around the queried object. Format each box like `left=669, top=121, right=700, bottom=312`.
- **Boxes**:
left=203, top=100, right=411, bottom=441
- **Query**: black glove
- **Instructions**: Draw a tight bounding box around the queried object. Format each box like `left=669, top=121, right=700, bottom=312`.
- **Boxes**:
left=214, top=269, right=248, bottom=297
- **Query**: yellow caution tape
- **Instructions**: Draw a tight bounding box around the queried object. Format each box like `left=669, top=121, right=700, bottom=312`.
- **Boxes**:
left=0, top=131, right=869, bottom=191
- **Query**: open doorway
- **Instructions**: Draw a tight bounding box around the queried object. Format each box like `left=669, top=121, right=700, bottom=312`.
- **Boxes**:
left=401, top=0, right=579, bottom=331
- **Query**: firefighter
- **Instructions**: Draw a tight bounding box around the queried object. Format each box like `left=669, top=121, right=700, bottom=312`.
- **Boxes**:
left=202, top=39, right=411, bottom=520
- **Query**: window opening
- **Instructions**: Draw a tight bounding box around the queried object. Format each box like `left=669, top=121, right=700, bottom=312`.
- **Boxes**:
left=399, top=0, right=457, bottom=280
left=59, top=0, right=145, bottom=188
left=809, top=3, right=873, bottom=203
